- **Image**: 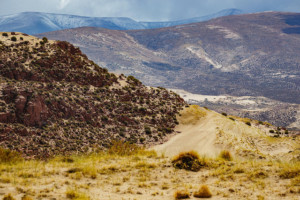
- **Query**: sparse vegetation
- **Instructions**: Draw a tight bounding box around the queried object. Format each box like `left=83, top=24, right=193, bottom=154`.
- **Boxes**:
left=2, top=32, right=8, bottom=37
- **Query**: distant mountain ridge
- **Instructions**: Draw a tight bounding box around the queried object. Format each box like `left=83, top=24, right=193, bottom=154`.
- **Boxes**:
left=38, top=12, right=300, bottom=129
left=0, top=9, right=243, bottom=34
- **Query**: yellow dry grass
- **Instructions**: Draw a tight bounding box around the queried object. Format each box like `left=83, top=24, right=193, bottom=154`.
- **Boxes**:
left=178, top=105, right=207, bottom=125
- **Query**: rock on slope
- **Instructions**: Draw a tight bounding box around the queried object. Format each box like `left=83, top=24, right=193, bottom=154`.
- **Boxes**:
left=0, top=32, right=186, bottom=158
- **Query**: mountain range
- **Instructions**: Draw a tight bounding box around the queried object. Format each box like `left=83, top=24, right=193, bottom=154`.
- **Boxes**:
left=0, top=9, right=243, bottom=34
left=38, top=12, right=300, bottom=129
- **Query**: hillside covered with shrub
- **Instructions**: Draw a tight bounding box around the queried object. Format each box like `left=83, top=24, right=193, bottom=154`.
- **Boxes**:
left=0, top=32, right=186, bottom=158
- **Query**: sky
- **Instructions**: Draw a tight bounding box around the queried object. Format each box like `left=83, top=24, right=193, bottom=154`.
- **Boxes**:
left=1, top=0, right=300, bottom=21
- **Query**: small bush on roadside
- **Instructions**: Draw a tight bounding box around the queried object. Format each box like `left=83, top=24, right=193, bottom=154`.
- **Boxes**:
left=193, top=185, right=212, bottom=198
left=174, top=190, right=190, bottom=199
left=219, top=150, right=233, bottom=161
left=172, top=151, right=206, bottom=172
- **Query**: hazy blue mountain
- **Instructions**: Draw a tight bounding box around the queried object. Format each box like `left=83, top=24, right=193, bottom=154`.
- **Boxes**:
left=0, top=9, right=243, bottom=34
left=0, top=12, right=144, bottom=34
left=141, top=9, right=243, bottom=29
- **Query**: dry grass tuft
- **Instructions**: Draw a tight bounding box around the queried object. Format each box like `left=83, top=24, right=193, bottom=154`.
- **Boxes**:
left=0, top=148, right=23, bottom=163
left=219, top=150, right=233, bottom=161
left=108, top=140, right=142, bottom=156
left=193, top=185, right=212, bottom=198
left=21, top=196, right=33, bottom=200
left=66, top=188, right=90, bottom=200
left=2, top=194, right=16, bottom=200
left=179, top=105, right=206, bottom=125
left=174, top=190, right=190, bottom=199
left=172, top=151, right=206, bottom=172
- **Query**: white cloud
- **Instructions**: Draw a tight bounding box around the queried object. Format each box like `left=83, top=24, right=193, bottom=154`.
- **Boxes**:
left=58, top=0, right=71, bottom=10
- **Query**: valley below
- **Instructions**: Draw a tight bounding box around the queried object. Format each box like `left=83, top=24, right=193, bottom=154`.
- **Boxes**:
left=171, top=89, right=300, bottom=131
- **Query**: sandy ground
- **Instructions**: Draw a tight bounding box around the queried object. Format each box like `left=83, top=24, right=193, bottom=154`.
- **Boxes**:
left=154, top=110, right=220, bottom=157
left=154, top=106, right=299, bottom=161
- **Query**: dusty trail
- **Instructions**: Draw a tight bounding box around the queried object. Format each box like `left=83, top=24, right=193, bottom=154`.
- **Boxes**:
left=154, top=110, right=220, bottom=157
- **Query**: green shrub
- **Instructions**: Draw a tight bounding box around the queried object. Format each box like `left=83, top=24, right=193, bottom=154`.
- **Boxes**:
left=2, top=33, right=8, bottom=37
left=144, top=126, right=152, bottom=135
left=127, top=75, right=141, bottom=85
left=245, top=122, right=251, bottom=126
left=269, top=130, right=275, bottom=133
left=194, top=185, right=212, bottom=198
left=172, top=151, right=206, bottom=172
left=42, top=37, right=48, bottom=43
left=221, top=112, right=227, bottom=116
left=11, top=36, right=17, bottom=42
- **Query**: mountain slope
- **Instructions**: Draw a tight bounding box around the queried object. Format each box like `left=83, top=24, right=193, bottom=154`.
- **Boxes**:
left=0, top=32, right=186, bottom=157
left=0, top=9, right=242, bottom=34
left=38, top=12, right=300, bottom=104
left=37, top=12, right=300, bottom=129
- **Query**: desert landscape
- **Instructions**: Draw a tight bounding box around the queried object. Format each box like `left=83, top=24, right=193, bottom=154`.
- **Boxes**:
left=0, top=105, right=299, bottom=200
left=0, top=2, right=300, bottom=199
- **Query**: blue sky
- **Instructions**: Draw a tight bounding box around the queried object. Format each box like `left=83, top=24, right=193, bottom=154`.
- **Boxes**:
left=1, top=0, right=300, bottom=21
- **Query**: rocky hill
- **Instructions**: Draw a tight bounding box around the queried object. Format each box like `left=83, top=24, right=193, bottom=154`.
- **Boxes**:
left=38, top=12, right=300, bottom=129
left=0, top=32, right=186, bottom=158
